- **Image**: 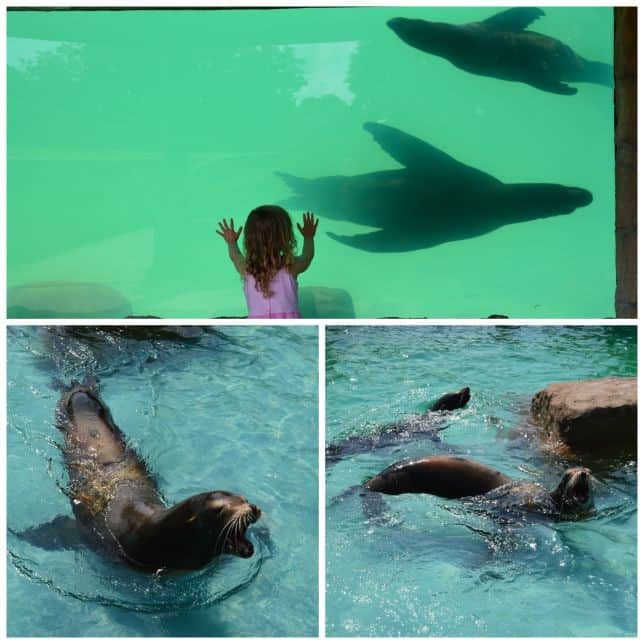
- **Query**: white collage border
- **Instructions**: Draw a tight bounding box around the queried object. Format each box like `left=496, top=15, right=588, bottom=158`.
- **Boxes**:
left=1, top=0, right=641, bottom=642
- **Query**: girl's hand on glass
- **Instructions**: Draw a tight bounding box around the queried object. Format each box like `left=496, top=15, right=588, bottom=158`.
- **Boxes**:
left=297, top=212, right=319, bottom=238
left=216, top=219, right=242, bottom=244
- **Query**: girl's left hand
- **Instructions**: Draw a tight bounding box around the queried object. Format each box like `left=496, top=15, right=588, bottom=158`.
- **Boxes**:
left=297, top=212, right=319, bottom=238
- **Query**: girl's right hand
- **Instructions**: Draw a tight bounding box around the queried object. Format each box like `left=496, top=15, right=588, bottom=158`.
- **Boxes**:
left=297, top=212, right=319, bottom=238
left=216, top=219, right=242, bottom=244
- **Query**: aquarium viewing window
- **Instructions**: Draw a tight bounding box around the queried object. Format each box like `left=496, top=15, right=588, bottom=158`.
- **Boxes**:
left=7, top=6, right=617, bottom=318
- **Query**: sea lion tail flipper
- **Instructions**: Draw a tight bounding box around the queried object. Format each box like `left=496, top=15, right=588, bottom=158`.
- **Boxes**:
left=50, top=377, right=67, bottom=392
left=325, top=442, right=344, bottom=466
left=481, top=7, right=544, bottom=32
left=81, top=374, right=99, bottom=392
left=582, top=60, right=614, bottom=88
left=11, top=515, right=83, bottom=551
left=62, top=375, right=98, bottom=395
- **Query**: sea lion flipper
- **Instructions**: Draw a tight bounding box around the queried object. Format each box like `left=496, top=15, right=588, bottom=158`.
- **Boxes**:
left=530, top=80, right=578, bottom=95
left=360, top=489, right=390, bottom=524
left=480, top=7, right=545, bottom=32
left=12, top=515, right=83, bottom=551
left=328, top=230, right=430, bottom=253
left=363, top=122, right=498, bottom=188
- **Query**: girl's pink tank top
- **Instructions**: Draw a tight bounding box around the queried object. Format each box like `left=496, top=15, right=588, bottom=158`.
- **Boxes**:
left=243, top=268, right=300, bottom=319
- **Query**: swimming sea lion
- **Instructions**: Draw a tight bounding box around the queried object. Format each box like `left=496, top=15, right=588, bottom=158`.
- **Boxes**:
left=20, top=379, right=261, bottom=573
left=279, top=122, right=593, bottom=253
left=387, top=8, right=613, bottom=95
left=326, top=387, right=470, bottom=465
left=365, top=455, right=594, bottom=518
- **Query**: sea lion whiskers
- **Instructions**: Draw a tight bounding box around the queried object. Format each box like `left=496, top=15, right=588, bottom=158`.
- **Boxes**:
left=216, top=505, right=257, bottom=556
left=215, top=512, right=239, bottom=554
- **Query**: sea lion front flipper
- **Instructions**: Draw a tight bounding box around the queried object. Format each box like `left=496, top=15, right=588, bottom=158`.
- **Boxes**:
left=328, top=230, right=429, bottom=253
left=360, top=489, right=390, bottom=524
left=530, top=80, right=578, bottom=95
left=12, top=515, right=83, bottom=551
left=480, top=7, right=545, bottom=32
left=363, top=122, right=498, bottom=189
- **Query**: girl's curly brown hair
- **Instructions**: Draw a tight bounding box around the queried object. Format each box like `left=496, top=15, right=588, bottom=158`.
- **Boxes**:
left=244, top=205, right=296, bottom=297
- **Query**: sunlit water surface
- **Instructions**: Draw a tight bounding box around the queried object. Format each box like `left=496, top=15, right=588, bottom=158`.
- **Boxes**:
left=8, top=326, right=318, bottom=636
left=326, top=326, right=636, bottom=636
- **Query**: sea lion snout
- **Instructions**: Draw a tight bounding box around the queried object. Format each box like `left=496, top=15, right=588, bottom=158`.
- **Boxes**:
left=200, top=492, right=261, bottom=559
left=386, top=17, right=406, bottom=31
left=566, top=187, right=593, bottom=208
left=556, top=466, right=594, bottom=513
left=249, top=503, right=261, bottom=521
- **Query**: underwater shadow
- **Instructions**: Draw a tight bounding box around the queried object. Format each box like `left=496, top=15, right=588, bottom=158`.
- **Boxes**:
left=387, top=7, right=614, bottom=95
left=278, top=122, right=593, bottom=253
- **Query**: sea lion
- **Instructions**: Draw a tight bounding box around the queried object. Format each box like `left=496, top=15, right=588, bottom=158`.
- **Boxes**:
left=365, top=455, right=594, bottom=518
left=326, top=387, right=470, bottom=465
left=430, top=387, right=471, bottom=412
left=387, top=8, right=614, bottom=95
left=279, top=122, right=593, bottom=253
left=19, top=379, right=261, bottom=573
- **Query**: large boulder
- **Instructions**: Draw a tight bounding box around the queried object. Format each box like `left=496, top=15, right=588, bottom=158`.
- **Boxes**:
left=531, top=377, right=636, bottom=453
left=8, top=282, right=132, bottom=318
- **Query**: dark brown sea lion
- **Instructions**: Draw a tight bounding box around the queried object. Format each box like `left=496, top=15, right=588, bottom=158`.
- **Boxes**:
left=280, top=122, right=593, bottom=253
left=21, top=379, right=261, bottom=573
left=365, top=455, right=593, bottom=518
left=387, top=8, right=614, bottom=95
left=325, top=387, right=470, bottom=465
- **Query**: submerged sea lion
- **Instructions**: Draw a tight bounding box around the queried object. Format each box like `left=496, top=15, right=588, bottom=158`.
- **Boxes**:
left=365, top=455, right=593, bottom=518
left=326, top=387, right=470, bottom=465
left=387, top=8, right=613, bottom=95
left=280, top=122, right=593, bottom=253
left=19, top=379, right=261, bottom=573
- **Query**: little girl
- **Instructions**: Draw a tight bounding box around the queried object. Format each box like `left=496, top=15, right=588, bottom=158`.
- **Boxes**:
left=217, top=205, right=318, bottom=319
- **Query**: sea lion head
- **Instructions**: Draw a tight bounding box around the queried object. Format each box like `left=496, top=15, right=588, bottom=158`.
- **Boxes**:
left=387, top=17, right=456, bottom=55
left=513, top=184, right=593, bottom=216
left=113, top=491, right=262, bottom=572
left=551, top=467, right=594, bottom=516
left=430, top=386, right=471, bottom=412
left=198, top=491, right=262, bottom=559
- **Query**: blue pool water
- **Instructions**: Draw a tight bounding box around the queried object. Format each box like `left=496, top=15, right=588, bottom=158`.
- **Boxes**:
left=326, top=326, right=636, bottom=636
left=7, top=326, right=318, bottom=636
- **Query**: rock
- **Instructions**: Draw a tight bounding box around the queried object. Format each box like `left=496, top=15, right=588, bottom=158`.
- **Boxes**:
left=614, top=8, right=637, bottom=318
left=531, top=377, right=636, bottom=453
left=8, top=282, right=132, bottom=318
left=299, top=286, right=355, bottom=318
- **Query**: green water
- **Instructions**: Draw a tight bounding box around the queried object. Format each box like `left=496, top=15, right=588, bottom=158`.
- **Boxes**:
left=8, top=7, right=615, bottom=318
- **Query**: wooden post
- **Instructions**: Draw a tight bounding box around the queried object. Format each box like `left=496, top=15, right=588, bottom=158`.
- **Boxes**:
left=614, top=8, right=637, bottom=318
